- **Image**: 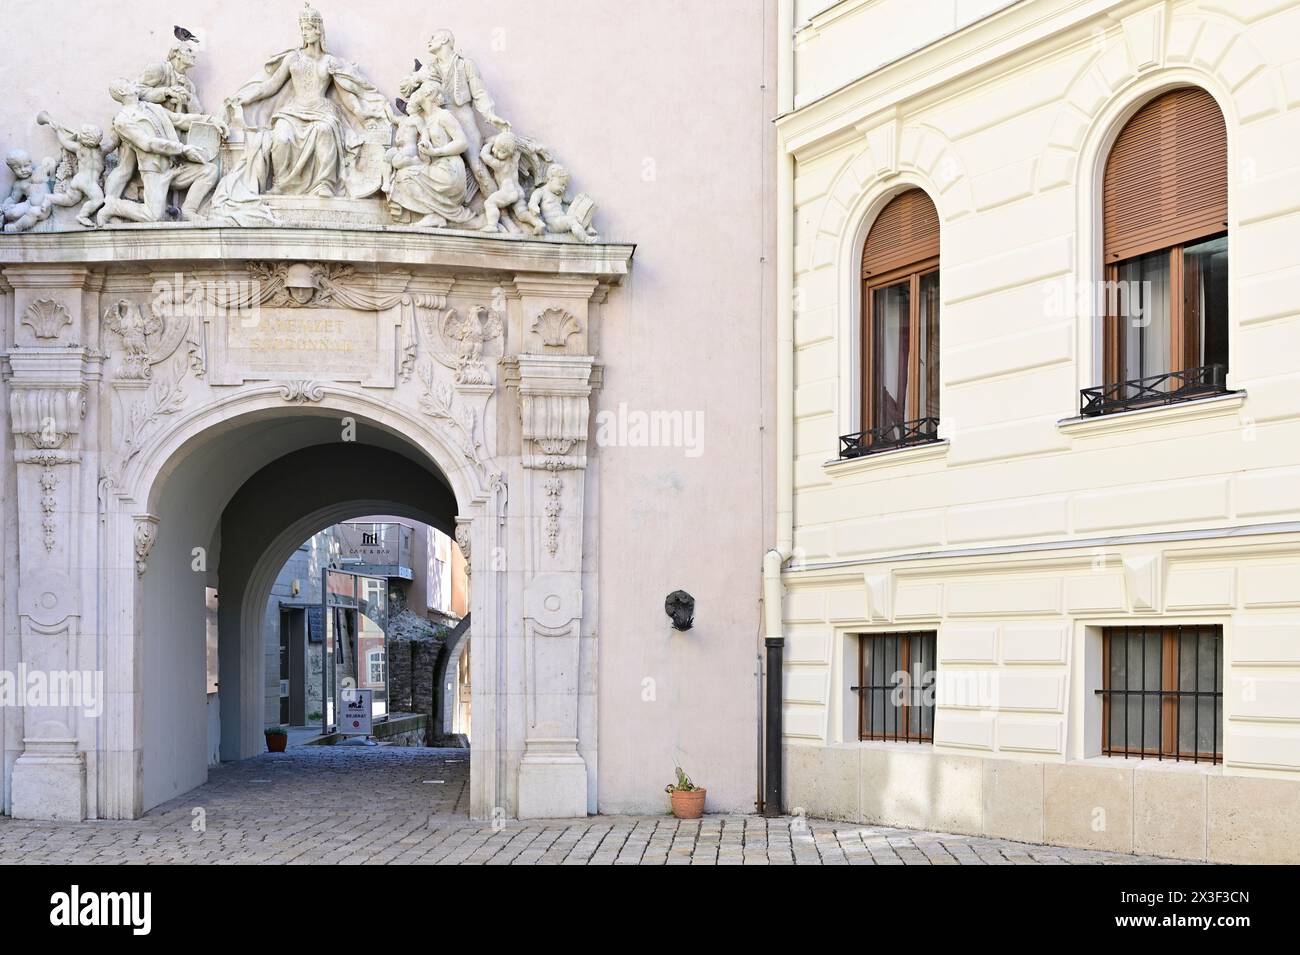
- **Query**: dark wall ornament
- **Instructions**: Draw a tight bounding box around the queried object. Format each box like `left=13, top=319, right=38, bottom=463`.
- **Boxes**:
left=665, top=590, right=695, bottom=631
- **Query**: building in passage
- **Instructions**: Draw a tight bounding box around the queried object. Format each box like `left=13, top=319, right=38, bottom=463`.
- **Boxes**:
left=259, top=518, right=468, bottom=740
left=771, top=0, right=1300, bottom=862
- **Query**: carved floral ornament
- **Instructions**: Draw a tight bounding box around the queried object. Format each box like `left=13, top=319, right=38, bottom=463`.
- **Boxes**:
left=1, top=11, right=600, bottom=240
left=40, top=469, right=59, bottom=553
left=543, top=477, right=563, bottom=556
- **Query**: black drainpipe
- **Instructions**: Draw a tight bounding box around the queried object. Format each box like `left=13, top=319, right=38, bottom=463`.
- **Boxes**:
left=763, top=636, right=784, bottom=817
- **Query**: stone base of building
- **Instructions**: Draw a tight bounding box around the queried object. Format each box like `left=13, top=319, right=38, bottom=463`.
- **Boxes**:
left=10, top=727, right=87, bottom=822
left=784, top=743, right=1300, bottom=864
left=517, top=744, right=588, bottom=819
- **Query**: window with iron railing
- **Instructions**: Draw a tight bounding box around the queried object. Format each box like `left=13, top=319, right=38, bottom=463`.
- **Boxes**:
left=845, top=188, right=942, bottom=458
left=853, top=631, right=937, bottom=743
left=1098, top=625, right=1223, bottom=763
left=1090, top=87, right=1230, bottom=418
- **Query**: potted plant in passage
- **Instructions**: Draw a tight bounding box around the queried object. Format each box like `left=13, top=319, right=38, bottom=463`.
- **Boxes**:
left=265, top=725, right=289, bottom=753
left=665, top=766, right=706, bottom=819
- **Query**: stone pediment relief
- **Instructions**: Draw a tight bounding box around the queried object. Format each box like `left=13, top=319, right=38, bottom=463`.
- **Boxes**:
left=2, top=7, right=601, bottom=243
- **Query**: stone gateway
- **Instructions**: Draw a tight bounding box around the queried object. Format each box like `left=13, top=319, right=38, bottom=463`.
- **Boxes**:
left=0, top=7, right=633, bottom=822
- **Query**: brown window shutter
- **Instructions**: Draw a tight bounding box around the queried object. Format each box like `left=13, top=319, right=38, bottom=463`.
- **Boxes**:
left=862, top=189, right=940, bottom=278
left=1104, top=87, right=1227, bottom=262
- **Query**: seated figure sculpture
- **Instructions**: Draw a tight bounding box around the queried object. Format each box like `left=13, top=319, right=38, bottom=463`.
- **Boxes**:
left=382, top=83, right=483, bottom=229
left=219, top=4, right=392, bottom=200
left=529, top=164, right=599, bottom=243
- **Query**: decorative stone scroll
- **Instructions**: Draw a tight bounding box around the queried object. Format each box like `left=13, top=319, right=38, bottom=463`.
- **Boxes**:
left=133, top=515, right=160, bottom=577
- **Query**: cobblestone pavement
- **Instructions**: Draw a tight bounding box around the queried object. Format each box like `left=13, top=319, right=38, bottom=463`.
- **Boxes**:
left=0, top=747, right=1185, bottom=864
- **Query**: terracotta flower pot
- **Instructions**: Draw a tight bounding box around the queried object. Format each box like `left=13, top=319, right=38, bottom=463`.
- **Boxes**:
left=265, top=732, right=288, bottom=753
left=669, top=787, right=706, bottom=819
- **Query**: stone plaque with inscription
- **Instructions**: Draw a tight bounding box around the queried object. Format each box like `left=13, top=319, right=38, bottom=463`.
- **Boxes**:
left=207, top=304, right=400, bottom=388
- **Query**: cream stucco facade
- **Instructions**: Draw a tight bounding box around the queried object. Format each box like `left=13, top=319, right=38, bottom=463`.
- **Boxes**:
left=774, top=0, right=1300, bottom=863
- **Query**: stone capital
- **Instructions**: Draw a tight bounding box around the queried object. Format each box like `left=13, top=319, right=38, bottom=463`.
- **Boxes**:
left=516, top=354, right=594, bottom=470
left=8, top=351, right=92, bottom=465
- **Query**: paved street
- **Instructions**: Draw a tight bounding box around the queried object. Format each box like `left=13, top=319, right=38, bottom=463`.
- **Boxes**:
left=0, top=748, right=1185, bottom=864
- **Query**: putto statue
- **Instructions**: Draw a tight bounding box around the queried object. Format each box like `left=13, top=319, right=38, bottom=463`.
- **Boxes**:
left=480, top=131, right=544, bottom=235
left=36, top=113, right=111, bottom=227
left=530, top=164, right=598, bottom=243
left=2, top=149, right=55, bottom=233
left=1, top=7, right=601, bottom=240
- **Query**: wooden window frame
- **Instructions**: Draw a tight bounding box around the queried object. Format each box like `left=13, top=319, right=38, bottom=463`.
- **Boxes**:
left=855, top=630, right=936, bottom=744
left=1100, top=625, right=1222, bottom=763
left=1103, top=235, right=1226, bottom=387
left=1102, top=86, right=1228, bottom=389
left=861, top=257, right=940, bottom=432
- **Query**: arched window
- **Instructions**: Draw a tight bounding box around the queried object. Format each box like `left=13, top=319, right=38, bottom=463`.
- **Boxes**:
left=847, top=188, right=940, bottom=456
left=1092, top=87, right=1229, bottom=415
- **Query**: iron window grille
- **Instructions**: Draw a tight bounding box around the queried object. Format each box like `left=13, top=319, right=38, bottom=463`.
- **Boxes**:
left=1096, top=625, right=1222, bottom=763
left=853, top=631, right=937, bottom=743
left=839, top=416, right=940, bottom=459
left=1080, top=363, right=1228, bottom=417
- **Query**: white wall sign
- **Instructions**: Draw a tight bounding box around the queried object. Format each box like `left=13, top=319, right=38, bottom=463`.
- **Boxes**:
left=339, top=689, right=373, bottom=736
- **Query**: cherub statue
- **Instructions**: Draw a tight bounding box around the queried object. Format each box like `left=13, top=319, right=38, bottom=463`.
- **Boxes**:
left=2, top=149, right=56, bottom=233
left=479, top=131, right=544, bottom=235
left=36, top=112, right=113, bottom=226
left=528, top=164, right=598, bottom=243
left=441, top=304, right=502, bottom=385
left=103, top=299, right=162, bottom=380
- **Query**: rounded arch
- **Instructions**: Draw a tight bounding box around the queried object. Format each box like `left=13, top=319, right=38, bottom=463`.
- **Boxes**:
left=813, top=126, right=970, bottom=272
left=1071, top=69, right=1239, bottom=395
left=124, top=386, right=484, bottom=521
left=124, top=391, right=475, bottom=811
left=238, top=496, right=455, bottom=753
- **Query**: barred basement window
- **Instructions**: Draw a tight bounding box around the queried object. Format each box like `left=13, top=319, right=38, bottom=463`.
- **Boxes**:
left=854, top=631, right=936, bottom=743
left=1098, top=625, right=1223, bottom=763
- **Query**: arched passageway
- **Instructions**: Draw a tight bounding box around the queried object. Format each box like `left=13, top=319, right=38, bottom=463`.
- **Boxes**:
left=140, top=408, right=461, bottom=811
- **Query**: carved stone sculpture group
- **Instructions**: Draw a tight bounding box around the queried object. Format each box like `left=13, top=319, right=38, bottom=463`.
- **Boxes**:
left=2, top=5, right=599, bottom=240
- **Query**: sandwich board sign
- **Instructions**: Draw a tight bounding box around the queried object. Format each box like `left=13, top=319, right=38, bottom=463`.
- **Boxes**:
left=340, top=689, right=373, bottom=736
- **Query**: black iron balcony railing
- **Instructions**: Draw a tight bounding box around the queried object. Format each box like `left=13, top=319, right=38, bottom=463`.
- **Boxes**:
left=839, top=416, right=940, bottom=459
left=1080, top=364, right=1228, bottom=418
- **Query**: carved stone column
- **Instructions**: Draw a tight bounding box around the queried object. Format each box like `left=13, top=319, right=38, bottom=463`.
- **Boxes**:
left=514, top=346, right=594, bottom=819
left=6, top=293, right=97, bottom=820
